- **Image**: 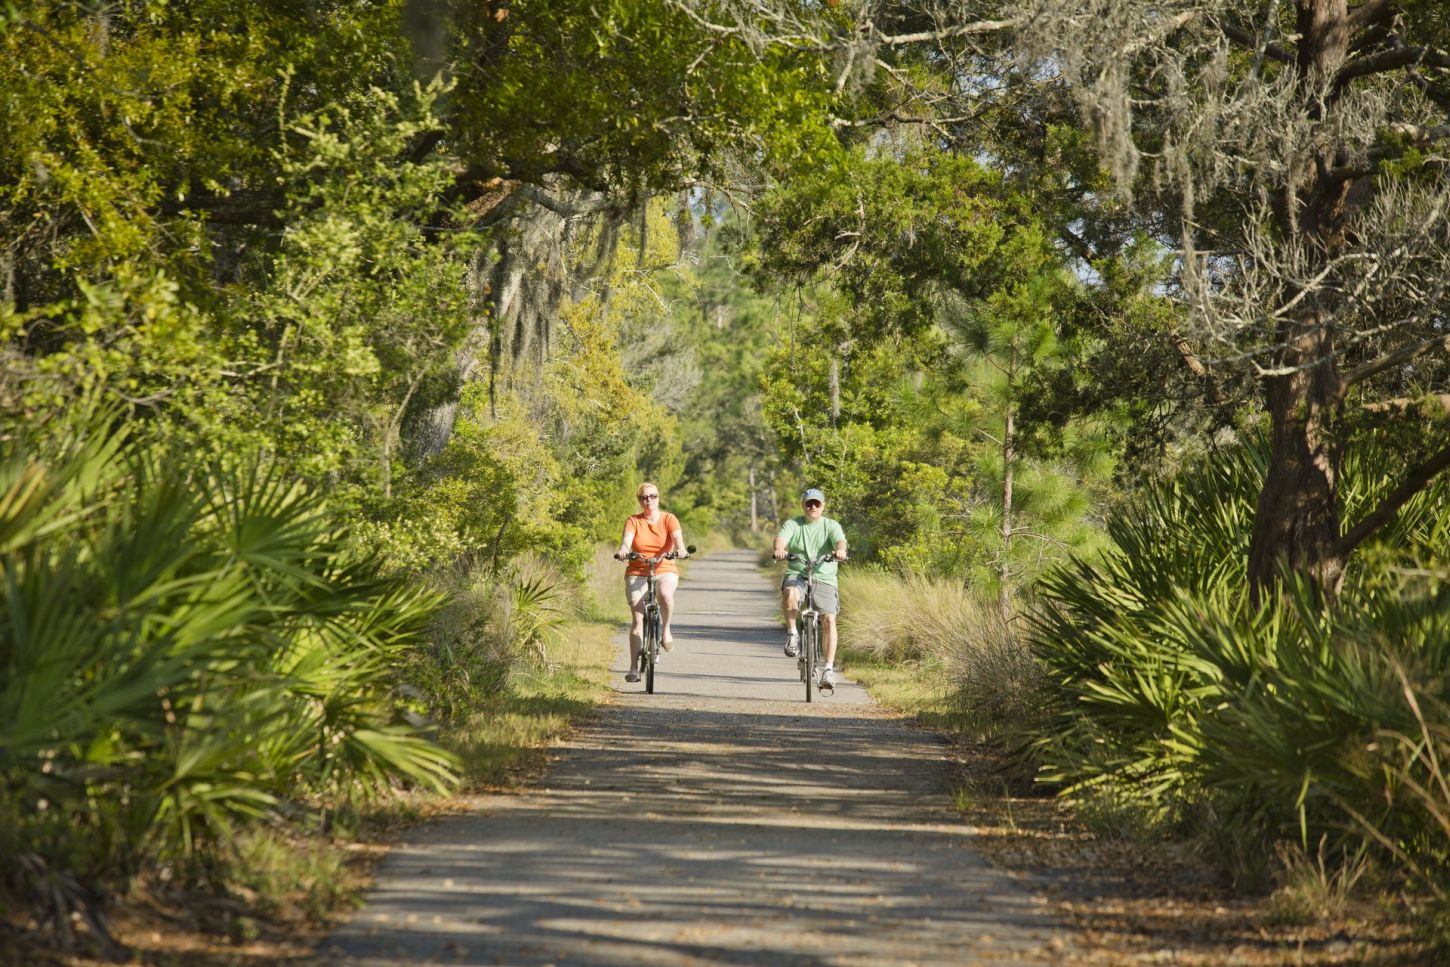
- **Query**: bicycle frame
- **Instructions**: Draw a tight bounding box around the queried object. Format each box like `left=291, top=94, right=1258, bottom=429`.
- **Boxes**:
left=786, top=550, right=840, bottom=702
left=621, top=548, right=688, bottom=694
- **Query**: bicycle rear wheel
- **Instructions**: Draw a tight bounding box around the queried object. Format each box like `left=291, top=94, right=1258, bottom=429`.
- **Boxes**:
left=803, top=616, right=817, bottom=703
left=644, top=608, right=660, bottom=694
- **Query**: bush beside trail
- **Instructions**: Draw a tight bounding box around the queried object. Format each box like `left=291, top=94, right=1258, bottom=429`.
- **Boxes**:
left=838, top=435, right=1450, bottom=949
left=1031, top=436, right=1450, bottom=927
left=0, top=423, right=455, bottom=955
left=0, top=425, right=624, bottom=960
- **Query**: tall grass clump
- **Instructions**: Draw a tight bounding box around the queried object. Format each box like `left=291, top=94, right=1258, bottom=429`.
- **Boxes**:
left=586, top=541, right=631, bottom=623
left=840, top=569, right=1008, bottom=662
left=0, top=421, right=458, bottom=954
left=1031, top=432, right=1450, bottom=908
left=838, top=568, right=1048, bottom=749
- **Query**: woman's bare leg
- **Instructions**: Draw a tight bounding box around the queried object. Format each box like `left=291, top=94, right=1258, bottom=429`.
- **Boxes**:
left=657, top=574, right=679, bottom=644
left=626, top=590, right=645, bottom=673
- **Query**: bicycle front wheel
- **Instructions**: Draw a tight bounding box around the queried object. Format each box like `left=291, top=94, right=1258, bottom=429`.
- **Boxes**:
left=644, top=609, right=660, bottom=694
left=803, top=616, right=817, bottom=703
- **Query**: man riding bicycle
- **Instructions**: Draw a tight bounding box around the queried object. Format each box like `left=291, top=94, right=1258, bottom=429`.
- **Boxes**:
left=772, top=488, right=848, bottom=689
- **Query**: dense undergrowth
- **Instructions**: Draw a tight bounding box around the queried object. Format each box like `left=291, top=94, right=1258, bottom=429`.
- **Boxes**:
left=0, top=422, right=629, bottom=958
left=1032, top=436, right=1450, bottom=925
left=839, top=433, right=1450, bottom=947
left=0, top=424, right=451, bottom=953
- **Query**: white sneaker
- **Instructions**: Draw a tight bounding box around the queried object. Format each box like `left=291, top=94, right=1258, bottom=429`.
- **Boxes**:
left=783, top=633, right=799, bottom=657
left=819, top=667, right=836, bottom=689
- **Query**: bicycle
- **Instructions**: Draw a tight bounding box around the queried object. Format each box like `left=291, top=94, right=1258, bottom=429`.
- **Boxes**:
left=618, top=546, right=693, bottom=693
left=782, top=550, right=845, bottom=703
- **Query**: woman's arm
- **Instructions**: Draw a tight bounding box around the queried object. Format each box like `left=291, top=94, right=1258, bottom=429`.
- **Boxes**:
left=614, top=523, right=636, bottom=559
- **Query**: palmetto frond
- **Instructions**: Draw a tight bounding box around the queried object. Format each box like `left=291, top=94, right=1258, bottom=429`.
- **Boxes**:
left=0, top=421, right=456, bottom=933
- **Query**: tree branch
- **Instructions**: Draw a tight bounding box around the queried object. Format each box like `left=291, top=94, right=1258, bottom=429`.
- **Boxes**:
left=1363, top=394, right=1450, bottom=414
left=1337, top=45, right=1450, bottom=87
left=1347, top=0, right=1395, bottom=32
left=1217, top=19, right=1294, bottom=64
left=875, top=19, right=1020, bottom=47
left=1322, top=123, right=1450, bottom=185
left=512, top=184, right=617, bottom=219
left=1381, top=121, right=1450, bottom=145
left=1346, top=333, right=1450, bottom=386
left=1334, top=441, right=1450, bottom=559
left=829, top=111, right=979, bottom=131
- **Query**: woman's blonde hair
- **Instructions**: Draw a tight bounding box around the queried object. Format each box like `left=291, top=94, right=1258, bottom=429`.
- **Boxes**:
left=636, top=481, right=660, bottom=499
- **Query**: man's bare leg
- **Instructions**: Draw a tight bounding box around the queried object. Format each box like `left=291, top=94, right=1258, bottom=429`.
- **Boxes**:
left=781, top=585, right=800, bottom=655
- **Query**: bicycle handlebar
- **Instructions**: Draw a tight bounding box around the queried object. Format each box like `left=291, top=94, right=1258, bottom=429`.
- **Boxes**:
left=782, top=550, right=847, bottom=566
left=615, top=543, right=697, bottom=564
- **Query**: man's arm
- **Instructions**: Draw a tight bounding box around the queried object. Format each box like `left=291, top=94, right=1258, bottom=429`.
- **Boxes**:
left=831, top=520, right=847, bottom=560
left=773, top=520, right=794, bottom=560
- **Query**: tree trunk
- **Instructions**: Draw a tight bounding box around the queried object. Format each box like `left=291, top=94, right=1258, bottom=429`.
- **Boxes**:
left=1245, top=0, right=1355, bottom=599
left=1247, top=317, right=1346, bottom=598
left=828, top=352, right=841, bottom=428
left=999, top=401, right=1014, bottom=619
left=749, top=464, right=759, bottom=533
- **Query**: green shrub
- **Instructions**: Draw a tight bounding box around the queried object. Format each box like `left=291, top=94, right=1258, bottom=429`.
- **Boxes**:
left=409, top=551, right=578, bottom=724
left=1030, top=434, right=1450, bottom=895
left=0, top=421, right=457, bottom=948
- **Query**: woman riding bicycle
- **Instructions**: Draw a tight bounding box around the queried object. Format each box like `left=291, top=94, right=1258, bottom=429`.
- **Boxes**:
left=772, top=487, right=848, bottom=689
left=613, top=481, right=690, bottom=683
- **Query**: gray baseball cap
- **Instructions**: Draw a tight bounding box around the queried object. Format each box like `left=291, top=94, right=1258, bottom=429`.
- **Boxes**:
left=802, top=488, right=825, bottom=503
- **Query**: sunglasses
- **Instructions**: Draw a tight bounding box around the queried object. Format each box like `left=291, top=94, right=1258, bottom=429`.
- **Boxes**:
left=803, top=500, right=823, bottom=508
left=639, top=493, right=659, bottom=501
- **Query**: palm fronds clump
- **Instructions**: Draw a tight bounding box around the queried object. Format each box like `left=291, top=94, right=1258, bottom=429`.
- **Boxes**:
left=1031, top=434, right=1450, bottom=901
left=0, top=421, right=457, bottom=946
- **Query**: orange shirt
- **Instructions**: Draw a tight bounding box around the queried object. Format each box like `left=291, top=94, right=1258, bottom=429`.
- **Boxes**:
left=624, top=512, right=681, bottom=575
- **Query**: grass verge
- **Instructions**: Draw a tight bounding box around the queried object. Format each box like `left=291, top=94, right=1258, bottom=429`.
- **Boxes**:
left=446, top=614, right=616, bottom=788
left=836, top=650, right=973, bottom=734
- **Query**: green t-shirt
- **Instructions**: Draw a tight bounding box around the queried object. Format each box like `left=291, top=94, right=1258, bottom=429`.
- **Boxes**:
left=779, top=515, right=847, bottom=586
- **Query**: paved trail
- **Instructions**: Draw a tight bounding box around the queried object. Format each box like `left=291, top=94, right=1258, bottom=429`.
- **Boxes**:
left=323, top=550, right=1070, bottom=966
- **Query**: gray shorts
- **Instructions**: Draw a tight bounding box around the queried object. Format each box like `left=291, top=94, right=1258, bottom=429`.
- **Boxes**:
left=781, top=575, right=839, bottom=615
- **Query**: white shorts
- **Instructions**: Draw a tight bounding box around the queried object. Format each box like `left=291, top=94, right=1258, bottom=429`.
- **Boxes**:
left=626, top=572, right=678, bottom=607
